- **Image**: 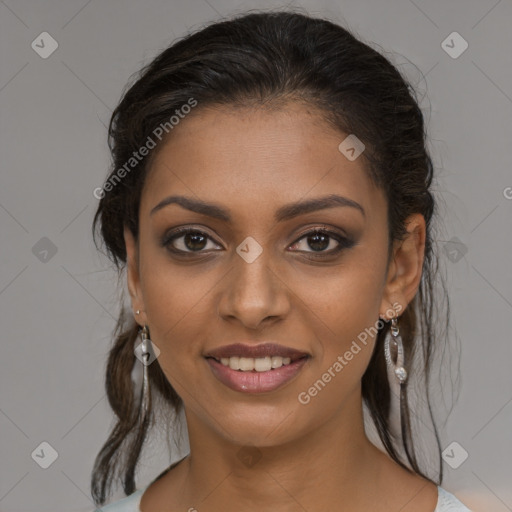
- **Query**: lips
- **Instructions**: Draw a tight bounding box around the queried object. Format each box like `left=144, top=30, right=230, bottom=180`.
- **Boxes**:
left=206, top=356, right=309, bottom=393
left=204, top=343, right=310, bottom=362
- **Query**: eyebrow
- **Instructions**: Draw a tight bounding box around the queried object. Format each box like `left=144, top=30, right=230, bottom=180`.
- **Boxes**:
left=150, top=194, right=365, bottom=222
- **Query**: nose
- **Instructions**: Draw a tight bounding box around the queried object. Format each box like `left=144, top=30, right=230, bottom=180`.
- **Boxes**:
left=216, top=250, right=291, bottom=330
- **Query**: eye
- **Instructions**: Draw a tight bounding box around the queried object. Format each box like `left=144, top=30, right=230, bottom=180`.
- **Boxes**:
left=162, top=225, right=355, bottom=258
left=162, top=227, right=222, bottom=254
left=288, top=227, right=355, bottom=257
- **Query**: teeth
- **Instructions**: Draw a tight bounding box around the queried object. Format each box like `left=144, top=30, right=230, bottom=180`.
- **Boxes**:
left=219, top=356, right=292, bottom=371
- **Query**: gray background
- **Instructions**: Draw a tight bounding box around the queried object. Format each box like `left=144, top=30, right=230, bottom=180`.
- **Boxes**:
left=1, top=0, right=511, bottom=511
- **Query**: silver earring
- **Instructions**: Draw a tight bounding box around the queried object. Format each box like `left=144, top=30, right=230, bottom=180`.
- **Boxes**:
left=384, top=315, right=417, bottom=460
left=384, top=316, right=407, bottom=384
left=135, top=310, right=140, bottom=315
left=139, top=325, right=152, bottom=417
left=384, top=315, right=409, bottom=442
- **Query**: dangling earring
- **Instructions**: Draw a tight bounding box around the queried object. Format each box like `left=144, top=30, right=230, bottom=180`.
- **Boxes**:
left=384, top=315, right=417, bottom=466
left=139, top=325, right=152, bottom=419
left=384, top=315, right=408, bottom=441
left=384, top=316, right=408, bottom=384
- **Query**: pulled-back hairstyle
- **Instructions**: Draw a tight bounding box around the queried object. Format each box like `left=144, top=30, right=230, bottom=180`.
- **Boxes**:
left=91, top=10, right=450, bottom=506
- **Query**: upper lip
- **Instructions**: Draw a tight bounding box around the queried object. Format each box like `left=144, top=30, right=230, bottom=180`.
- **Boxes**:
left=205, top=343, right=310, bottom=361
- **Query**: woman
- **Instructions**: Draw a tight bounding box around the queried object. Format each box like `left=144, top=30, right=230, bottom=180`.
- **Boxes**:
left=91, top=10, right=472, bottom=512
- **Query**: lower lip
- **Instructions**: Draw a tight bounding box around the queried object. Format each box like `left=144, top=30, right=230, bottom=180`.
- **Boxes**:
left=206, top=357, right=309, bottom=393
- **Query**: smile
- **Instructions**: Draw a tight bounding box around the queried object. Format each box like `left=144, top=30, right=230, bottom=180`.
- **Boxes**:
left=205, top=355, right=309, bottom=393
left=217, top=355, right=292, bottom=371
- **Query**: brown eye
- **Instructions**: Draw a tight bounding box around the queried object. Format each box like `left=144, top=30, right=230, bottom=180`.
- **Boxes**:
left=162, top=228, right=221, bottom=254
left=289, top=228, right=355, bottom=257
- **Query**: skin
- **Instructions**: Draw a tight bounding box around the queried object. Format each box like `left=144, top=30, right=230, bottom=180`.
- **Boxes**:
left=125, top=102, right=438, bottom=511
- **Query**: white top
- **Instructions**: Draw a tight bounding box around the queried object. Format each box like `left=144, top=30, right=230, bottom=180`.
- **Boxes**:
left=97, top=485, right=472, bottom=511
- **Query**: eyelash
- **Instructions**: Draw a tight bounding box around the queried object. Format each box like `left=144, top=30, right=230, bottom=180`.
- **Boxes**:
left=161, top=226, right=355, bottom=259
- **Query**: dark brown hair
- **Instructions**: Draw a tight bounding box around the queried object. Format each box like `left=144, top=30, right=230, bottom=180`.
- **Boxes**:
left=91, top=10, right=450, bottom=506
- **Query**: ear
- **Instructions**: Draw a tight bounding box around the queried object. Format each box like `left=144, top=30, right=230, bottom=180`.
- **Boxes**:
left=124, top=225, right=147, bottom=326
left=379, top=213, right=426, bottom=320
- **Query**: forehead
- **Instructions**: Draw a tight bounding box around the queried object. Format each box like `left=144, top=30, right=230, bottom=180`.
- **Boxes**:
left=142, top=103, right=385, bottom=222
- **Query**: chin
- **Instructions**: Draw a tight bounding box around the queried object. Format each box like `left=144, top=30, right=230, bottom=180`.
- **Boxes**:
left=214, top=406, right=303, bottom=447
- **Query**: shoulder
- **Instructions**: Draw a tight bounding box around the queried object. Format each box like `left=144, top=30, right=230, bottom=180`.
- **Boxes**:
left=435, top=486, right=473, bottom=512
left=95, top=457, right=185, bottom=512
left=96, top=486, right=147, bottom=512
left=94, top=479, right=473, bottom=511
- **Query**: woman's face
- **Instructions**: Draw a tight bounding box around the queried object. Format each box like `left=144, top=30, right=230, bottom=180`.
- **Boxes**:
left=125, top=102, right=422, bottom=448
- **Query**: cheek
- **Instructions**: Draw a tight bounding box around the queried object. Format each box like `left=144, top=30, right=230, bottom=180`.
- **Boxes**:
left=294, top=278, right=381, bottom=415
left=138, top=234, right=213, bottom=325
left=286, top=261, right=385, bottom=399
left=291, top=259, right=385, bottom=339
left=142, top=275, right=202, bottom=339
left=138, top=253, right=220, bottom=379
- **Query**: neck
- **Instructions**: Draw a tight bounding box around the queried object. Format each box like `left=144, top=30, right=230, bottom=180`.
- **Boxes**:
left=178, top=391, right=388, bottom=511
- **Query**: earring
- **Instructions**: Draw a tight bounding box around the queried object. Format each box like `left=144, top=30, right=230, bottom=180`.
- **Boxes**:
left=384, top=314, right=410, bottom=442
left=139, top=325, right=152, bottom=418
left=384, top=316, right=407, bottom=384
left=384, top=315, right=417, bottom=462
